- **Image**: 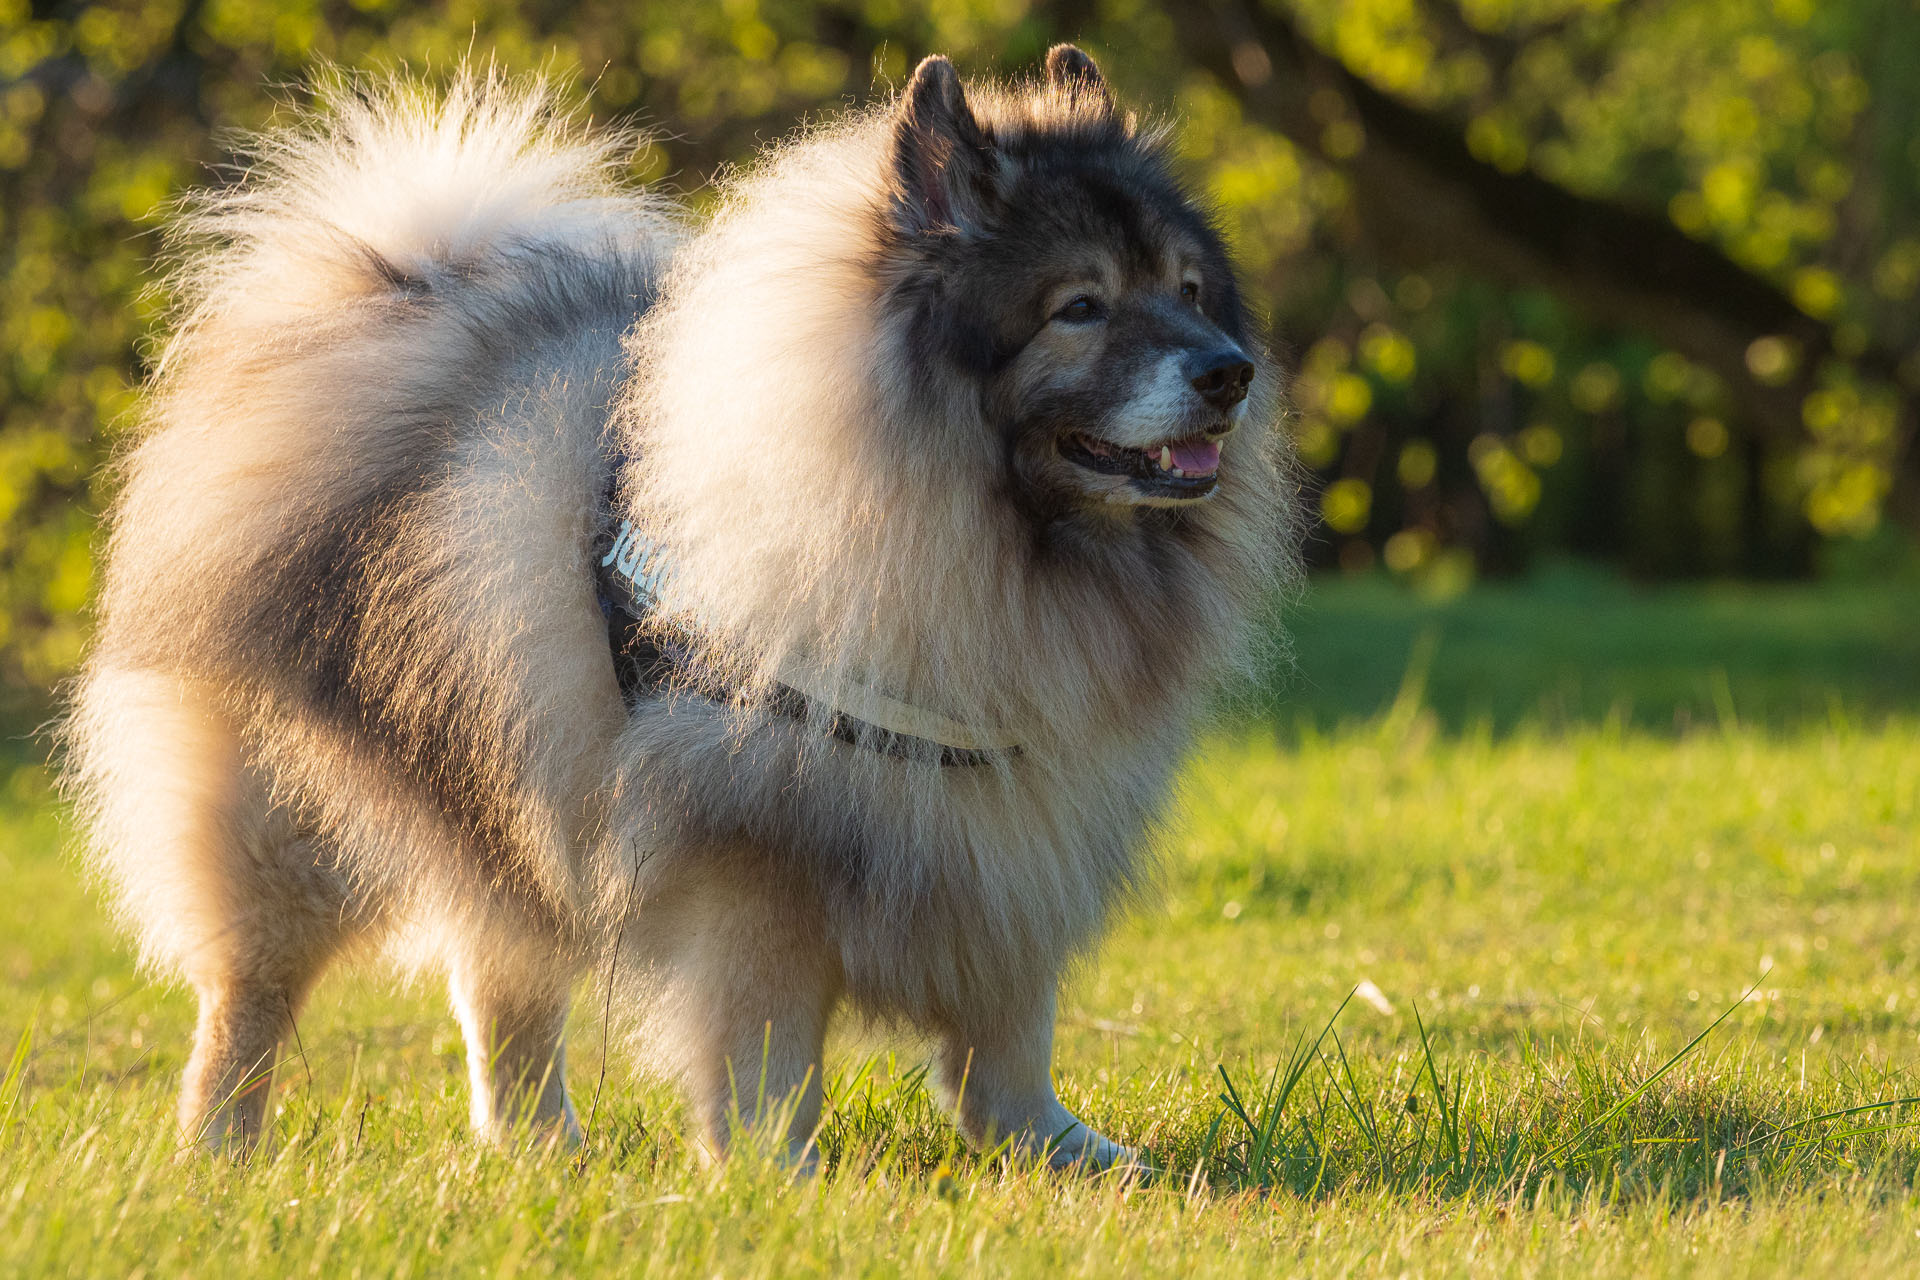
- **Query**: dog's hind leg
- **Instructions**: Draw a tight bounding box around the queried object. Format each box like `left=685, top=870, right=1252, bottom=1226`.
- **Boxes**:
left=169, top=797, right=359, bottom=1153
left=446, top=937, right=581, bottom=1147
left=179, top=904, right=337, bottom=1155
left=174, top=832, right=359, bottom=1155
left=69, top=666, right=365, bottom=1153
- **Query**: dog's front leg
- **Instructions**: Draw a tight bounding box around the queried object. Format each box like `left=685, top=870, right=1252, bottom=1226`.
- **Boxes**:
left=660, top=867, right=840, bottom=1172
left=936, top=988, right=1143, bottom=1175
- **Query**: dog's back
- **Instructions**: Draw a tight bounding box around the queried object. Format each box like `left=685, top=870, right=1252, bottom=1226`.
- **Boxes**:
left=63, top=72, right=673, bottom=1145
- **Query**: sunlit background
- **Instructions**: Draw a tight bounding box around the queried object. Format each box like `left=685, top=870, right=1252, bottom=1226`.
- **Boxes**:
left=1, top=0, right=1917, bottom=704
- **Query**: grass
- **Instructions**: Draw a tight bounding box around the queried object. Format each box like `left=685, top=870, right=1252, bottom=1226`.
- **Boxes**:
left=5, top=567, right=1920, bottom=1275
left=1270, top=561, right=1920, bottom=733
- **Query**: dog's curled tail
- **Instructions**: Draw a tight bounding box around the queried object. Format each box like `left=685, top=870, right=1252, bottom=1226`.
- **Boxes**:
left=72, top=70, right=672, bottom=976
left=153, top=66, right=672, bottom=378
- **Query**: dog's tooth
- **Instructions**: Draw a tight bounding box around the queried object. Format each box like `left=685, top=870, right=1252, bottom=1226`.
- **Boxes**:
left=1159, top=446, right=1172, bottom=470
left=1172, top=466, right=1184, bottom=478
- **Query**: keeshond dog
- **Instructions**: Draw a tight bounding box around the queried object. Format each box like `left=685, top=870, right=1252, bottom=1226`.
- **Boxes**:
left=64, top=46, right=1295, bottom=1170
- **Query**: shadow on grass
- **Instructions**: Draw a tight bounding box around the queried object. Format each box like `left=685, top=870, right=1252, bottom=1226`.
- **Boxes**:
left=1196, top=988, right=1920, bottom=1205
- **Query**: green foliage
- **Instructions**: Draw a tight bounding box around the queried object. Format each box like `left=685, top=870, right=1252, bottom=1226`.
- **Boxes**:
left=1200, top=0, right=1920, bottom=578
left=2, top=0, right=1917, bottom=692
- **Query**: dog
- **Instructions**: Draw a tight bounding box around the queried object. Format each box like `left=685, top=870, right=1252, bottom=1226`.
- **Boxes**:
left=63, top=46, right=1295, bottom=1171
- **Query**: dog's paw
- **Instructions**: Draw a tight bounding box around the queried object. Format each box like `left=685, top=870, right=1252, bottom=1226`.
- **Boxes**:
left=781, top=1138, right=823, bottom=1179
left=1036, top=1121, right=1156, bottom=1181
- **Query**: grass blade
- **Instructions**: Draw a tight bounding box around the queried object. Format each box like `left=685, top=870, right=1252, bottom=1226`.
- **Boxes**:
left=1543, top=976, right=1767, bottom=1166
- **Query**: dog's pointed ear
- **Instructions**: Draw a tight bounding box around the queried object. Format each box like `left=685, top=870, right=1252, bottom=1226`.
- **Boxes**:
left=1045, top=44, right=1111, bottom=115
left=892, top=55, right=995, bottom=234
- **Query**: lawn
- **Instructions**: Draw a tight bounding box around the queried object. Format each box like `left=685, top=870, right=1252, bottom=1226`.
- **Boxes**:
left=4, top=568, right=1919, bottom=1277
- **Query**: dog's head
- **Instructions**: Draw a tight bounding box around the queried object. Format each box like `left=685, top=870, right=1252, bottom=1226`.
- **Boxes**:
left=881, top=47, right=1267, bottom=518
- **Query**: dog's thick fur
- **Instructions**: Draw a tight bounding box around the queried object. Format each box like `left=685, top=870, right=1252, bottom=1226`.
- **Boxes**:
left=64, top=51, right=1296, bottom=1167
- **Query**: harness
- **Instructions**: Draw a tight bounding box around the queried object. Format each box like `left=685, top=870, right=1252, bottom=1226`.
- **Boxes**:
left=595, top=496, right=1019, bottom=769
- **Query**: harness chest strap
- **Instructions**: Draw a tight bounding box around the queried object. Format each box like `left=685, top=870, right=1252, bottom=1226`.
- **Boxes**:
left=595, top=517, right=1021, bottom=765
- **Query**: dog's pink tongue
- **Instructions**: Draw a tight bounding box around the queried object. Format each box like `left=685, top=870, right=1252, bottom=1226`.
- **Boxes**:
left=1171, top=438, right=1221, bottom=475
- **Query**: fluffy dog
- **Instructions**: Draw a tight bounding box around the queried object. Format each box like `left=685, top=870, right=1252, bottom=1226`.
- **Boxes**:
left=64, top=47, right=1295, bottom=1170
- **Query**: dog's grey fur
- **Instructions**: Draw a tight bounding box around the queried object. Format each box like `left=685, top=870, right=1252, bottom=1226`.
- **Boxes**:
left=63, top=51, right=1297, bottom=1168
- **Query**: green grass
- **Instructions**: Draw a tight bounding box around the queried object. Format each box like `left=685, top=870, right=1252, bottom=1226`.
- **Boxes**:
left=1269, top=562, right=1920, bottom=734
left=5, top=570, right=1920, bottom=1276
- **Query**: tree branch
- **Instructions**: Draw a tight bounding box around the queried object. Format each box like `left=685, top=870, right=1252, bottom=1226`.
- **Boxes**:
left=1155, top=0, right=1912, bottom=459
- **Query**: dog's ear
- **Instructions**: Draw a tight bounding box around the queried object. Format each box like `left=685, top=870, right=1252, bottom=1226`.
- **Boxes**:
left=1044, top=44, right=1112, bottom=115
left=892, top=55, right=996, bottom=234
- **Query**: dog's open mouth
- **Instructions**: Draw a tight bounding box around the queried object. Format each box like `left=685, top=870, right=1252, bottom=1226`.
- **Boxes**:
left=1061, top=432, right=1222, bottom=498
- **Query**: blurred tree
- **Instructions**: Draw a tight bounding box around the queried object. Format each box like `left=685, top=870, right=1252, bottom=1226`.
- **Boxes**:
left=1072, top=0, right=1920, bottom=582
left=0, top=0, right=1915, bottom=696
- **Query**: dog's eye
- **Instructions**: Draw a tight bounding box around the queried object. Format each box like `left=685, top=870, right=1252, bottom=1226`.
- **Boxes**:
left=1054, top=295, right=1105, bottom=323
left=1180, top=281, right=1201, bottom=305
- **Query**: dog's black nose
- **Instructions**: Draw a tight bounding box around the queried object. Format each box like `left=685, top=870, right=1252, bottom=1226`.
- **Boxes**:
left=1188, top=350, right=1255, bottom=408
